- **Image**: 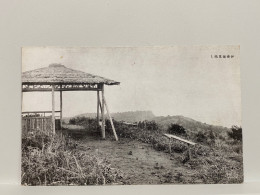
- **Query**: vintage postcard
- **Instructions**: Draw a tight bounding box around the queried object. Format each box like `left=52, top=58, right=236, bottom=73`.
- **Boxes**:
left=21, top=46, right=242, bottom=185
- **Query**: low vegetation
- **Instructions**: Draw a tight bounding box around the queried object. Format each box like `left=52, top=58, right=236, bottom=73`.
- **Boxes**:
left=21, top=130, right=124, bottom=185
left=168, top=124, right=187, bottom=136
left=22, top=115, right=243, bottom=185
left=228, top=125, right=242, bottom=141
left=105, top=119, right=243, bottom=184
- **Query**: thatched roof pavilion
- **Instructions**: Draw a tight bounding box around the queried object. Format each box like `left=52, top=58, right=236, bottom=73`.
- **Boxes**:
left=22, top=63, right=119, bottom=140
left=22, top=63, right=120, bottom=86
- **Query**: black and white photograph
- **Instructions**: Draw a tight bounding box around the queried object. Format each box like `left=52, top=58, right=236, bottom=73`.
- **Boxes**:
left=21, top=46, right=243, bottom=186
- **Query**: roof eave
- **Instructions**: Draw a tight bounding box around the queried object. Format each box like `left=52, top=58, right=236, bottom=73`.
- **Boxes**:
left=21, top=81, right=120, bottom=85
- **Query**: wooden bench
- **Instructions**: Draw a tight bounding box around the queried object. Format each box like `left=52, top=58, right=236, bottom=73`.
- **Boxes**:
left=164, top=133, right=196, bottom=159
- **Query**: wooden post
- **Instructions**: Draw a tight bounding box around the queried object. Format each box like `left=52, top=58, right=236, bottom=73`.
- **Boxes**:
left=60, top=90, right=62, bottom=130
left=99, top=101, right=102, bottom=112
left=21, top=90, right=23, bottom=108
left=169, top=138, right=172, bottom=154
left=25, top=118, right=27, bottom=133
left=21, top=90, right=23, bottom=132
left=188, top=145, right=192, bottom=160
left=97, top=90, right=100, bottom=126
left=41, top=118, right=43, bottom=132
left=104, top=97, right=118, bottom=141
left=101, top=84, right=105, bottom=139
left=44, top=118, right=46, bottom=133
left=52, top=85, right=55, bottom=134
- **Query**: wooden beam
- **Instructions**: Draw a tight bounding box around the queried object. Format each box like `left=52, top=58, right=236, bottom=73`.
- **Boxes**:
left=22, top=111, right=61, bottom=114
left=60, top=90, right=62, bottom=130
left=99, top=100, right=102, bottom=112
left=52, top=85, right=55, bottom=134
left=164, top=133, right=196, bottom=146
left=164, top=133, right=195, bottom=159
left=104, top=97, right=118, bottom=141
left=97, top=91, right=100, bottom=126
left=21, top=116, right=51, bottom=119
left=101, top=84, right=105, bottom=139
left=22, top=88, right=101, bottom=92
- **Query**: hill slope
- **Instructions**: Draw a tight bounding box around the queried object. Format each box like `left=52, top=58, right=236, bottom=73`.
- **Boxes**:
left=72, top=111, right=155, bottom=123
left=153, top=115, right=230, bottom=134
left=65, top=111, right=230, bottom=134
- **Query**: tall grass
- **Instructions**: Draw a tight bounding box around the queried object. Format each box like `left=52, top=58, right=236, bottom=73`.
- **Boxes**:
left=22, top=130, right=124, bottom=185
left=64, top=116, right=244, bottom=184
left=108, top=119, right=243, bottom=184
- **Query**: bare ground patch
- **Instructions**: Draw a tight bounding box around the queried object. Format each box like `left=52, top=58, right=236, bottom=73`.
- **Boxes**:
left=75, top=135, right=202, bottom=184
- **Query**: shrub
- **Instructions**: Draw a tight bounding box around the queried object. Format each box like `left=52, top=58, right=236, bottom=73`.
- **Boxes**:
left=171, top=142, right=188, bottom=153
left=168, top=124, right=186, bottom=135
left=69, top=118, right=76, bottom=125
left=228, top=126, right=242, bottom=141
left=196, top=131, right=207, bottom=144
left=218, top=134, right=226, bottom=141
left=208, top=130, right=216, bottom=140
left=137, top=120, right=159, bottom=131
left=232, top=145, right=242, bottom=154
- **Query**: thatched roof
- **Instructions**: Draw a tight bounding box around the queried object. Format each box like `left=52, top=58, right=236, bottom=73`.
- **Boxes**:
left=22, top=64, right=120, bottom=85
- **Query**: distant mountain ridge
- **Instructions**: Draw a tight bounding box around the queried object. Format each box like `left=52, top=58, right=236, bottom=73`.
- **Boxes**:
left=74, top=111, right=155, bottom=123
left=153, top=115, right=230, bottom=133
left=64, top=111, right=230, bottom=133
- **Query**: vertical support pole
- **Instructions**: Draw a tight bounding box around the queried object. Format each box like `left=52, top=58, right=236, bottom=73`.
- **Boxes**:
left=44, top=118, right=46, bottom=133
left=101, top=84, right=105, bottom=139
left=60, top=89, right=62, bottom=130
left=52, top=85, right=55, bottom=134
left=97, top=90, right=100, bottom=126
left=41, top=118, right=43, bottom=132
left=104, top=97, right=118, bottom=141
left=25, top=118, right=27, bottom=133
left=21, top=90, right=23, bottom=110
left=169, top=138, right=172, bottom=154
left=99, top=101, right=102, bottom=112
left=21, top=89, right=23, bottom=133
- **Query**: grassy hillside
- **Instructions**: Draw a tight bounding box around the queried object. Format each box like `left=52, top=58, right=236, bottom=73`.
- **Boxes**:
left=66, top=111, right=230, bottom=136
left=65, top=111, right=155, bottom=123
left=153, top=115, right=230, bottom=136
left=45, top=113, right=244, bottom=184
left=109, top=120, right=243, bottom=184
left=21, top=131, right=125, bottom=185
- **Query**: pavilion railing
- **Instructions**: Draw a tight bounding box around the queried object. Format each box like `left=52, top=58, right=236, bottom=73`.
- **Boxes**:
left=22, top=111, right=61, bottom=117
left=22, top=116, right=52, bottom=135
left=22, top=111, right=61, bottom=135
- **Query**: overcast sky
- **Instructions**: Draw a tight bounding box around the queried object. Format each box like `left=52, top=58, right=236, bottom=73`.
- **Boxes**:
left=22, top=46, right=241, bottom=127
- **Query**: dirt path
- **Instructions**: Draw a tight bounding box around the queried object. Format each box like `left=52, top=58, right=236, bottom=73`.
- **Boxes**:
left=75, top=135, right=200, bottom=184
